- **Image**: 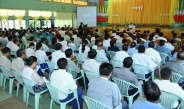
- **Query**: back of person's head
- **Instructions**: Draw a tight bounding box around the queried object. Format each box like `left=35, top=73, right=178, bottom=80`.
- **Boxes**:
left=52, top=38, right=57, bottom=45
left=104, top=35, right=109, bottom=40
left=170, top=39, right=175, bottom=45
left=55, top=43, right=62, bottom=50
left=130, top=42, right=136, bottom=48
left=159, top=40, right=165, bottom=46
left=65, top=48, right=73, bottom=58
left=138, top=45, right=145, bottom=53
left=88, top=49, right=97, bottom=59
left=148, top=41, right=155, bottom=48
left=122, top=44, right=128, bottom=51
left=161, top=67, right=172, bottom=80
left=2, top=47, right=10, bottom=54
left=26, top=56, right=37, bottom=66
left=95, top=40, right=100, bottom=45
left=13, top=39, right=18, bottom=44
left=81, top=39, right=88, bottom=53
left=57, top=58, right=68, bottom=69
left=137, top=38, right=141, bottom=44
left=122, top=39, right=127, bottom=44
left=123, top=57, right=133, bottom=68
left=99, top=63, right=113, bottom=76
left=36, top=42, right=42, bottom=50
left=144, top=81, right=161, bottom=102
left=177, top=51, right=184, bottom=60
left=41, top=38, right=46, bottom=43
left=8, top=36, right=13, bottom=41
left=16, top=48, right=25, bottom=57
left=29, top=42, right=34, bottom=48
left=97, top=41, right=103, bottom=48
left=60, top=37, right=64, bottom=41
left=70, top=38, right=74, bottom=42
left=148, top=36, right=153, bottom=41
left=113, top=30, right=116, bottom=33
left=110, top=40, right=115, bottom=47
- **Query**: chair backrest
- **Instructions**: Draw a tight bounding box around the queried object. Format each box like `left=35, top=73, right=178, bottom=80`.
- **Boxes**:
left=76, top=54, right=88, bottom=65
left=110, top=60, right=123, bottom=68
left=82, top=96, right=113, bottom=109
left=112, top=77, right=136, bottom=96
left=172, top=72, right=183, bottom=83
left=67, top=67, right=77, bottom=78
left=0, top=66, right=11, bottom=79
left=50, top=49, right=55, bottom=53
left=12, top=70, right=23, bottom=84
left=159, top=52, right=170, bottom=64
left=11, top=51, right=17, bottom=58
left=69, top=46, right=77, bottom=52
left=46, top=61, right=56, bottom=73
left=22, top=78, right=35, bottom=94
left=107, top=51, right=116, bottom=60
left=83, top=70, right=100, bottom=81
left=96, top=57, right=104, bottom=64
left=160, top=91, right=181, bottom=109
left=46, top=82, right=61, bottom=104
left=132, top=64, right=150, bottom=80
left=74, top=41, right=80, bottom=49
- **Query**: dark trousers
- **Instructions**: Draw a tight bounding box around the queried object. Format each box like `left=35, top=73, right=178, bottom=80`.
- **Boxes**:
left=145, top=72, right=152, bottom=79
left=124, top=88, right=139, bottom=104
left=59, top=88, right=83, bottom=109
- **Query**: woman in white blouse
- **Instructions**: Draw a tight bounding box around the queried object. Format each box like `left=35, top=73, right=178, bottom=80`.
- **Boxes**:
left=35, top=43, right=48, bottom=63
left=22, top=56, right=47, bottom=93
left=79, top=39, right=90, bottom=59
left=41, top=38, right=50, bottom=52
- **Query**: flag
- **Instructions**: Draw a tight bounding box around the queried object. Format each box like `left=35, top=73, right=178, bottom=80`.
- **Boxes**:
left=100, top=0, right=104, bottom=6
left=176, top=9, right=180, bottom=22
left=174, top=10, right=177, bottom=22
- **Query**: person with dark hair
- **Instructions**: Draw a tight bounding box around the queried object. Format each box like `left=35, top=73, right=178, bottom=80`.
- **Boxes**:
left=26, top=42, right=35, bottom=58
left=92, top=40, right=100, bottom=50
left=88, top=63, right=128, bottom=109
left=156, top=40, right=171, bottom=57
left=132, top=45, right=157, bottom=79
left=96, top=41, right=109, bottom=63
left=79, top=39, right=90, bottom=59
left=128, top=42, right=138, bottom=56
left=6, top=36, right=14, bottom=49
left=11, top=49, right=26, bottom=73
left=51, top=43, right=66, bottom=69
left=0, top=47, right=14, bottom=77
left=145, top=41, right=162, bottom=63
left=68, top=38, right=77, bottom=50
left=103, top=35, right=111, bottom=47
left=114, top=44, right=129, bottom=62
left=12, top=39, right=20, bottom=52
left=50, top=58, right=83, bottom=109
left=50, top=38, right=57, bottom=49
left=108, top=40, right=119, bottom=52
left=0, top=43, right=3, bottom=57
left=113, top=57, right=143, bottom=103
left=144, top=36, right=156, bottom=48
left=154, top=67, right=184, bottom=108
left=132, top=81, right=164, bottom=109
left=172, top=45, right=184, bottom=61
left=82, top=49, right=100, bottom=73
left=155, top=32, right=167, bottom=42
left=22, top=56, right=47, bottom=93
left=35, top=43, right=48, bottom=63
left=41, top=38, right=49, bottom=52
left=111, top=30, right=117, bottom=37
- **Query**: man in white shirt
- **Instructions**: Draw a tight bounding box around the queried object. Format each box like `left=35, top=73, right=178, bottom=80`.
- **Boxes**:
left=111, top=30, right=116, bottom=37
left=114, top=44, right=129, bottom=62
left=26, top=43, right=35, bottom=58
left=132, top=45, right=157, bottom=78
left=6, top=36, right=14, bottom=50
left=114, top=32, right=120, bottom=39
left=72, top=31, right=77, bottom=39
left=103, top=35, right=111, bottom=47
left=41, top=38, right=50, bottom=52
left=50, top=58, right=83, bottom=109
left=82, top=49, right=101, bottom=73
left=11, top=39, right=20, bottom=52
left=164, top=39, right=175, bottom=52
left=96, top=42, right=109, bottom=63
left=51, top=43, right=66, bottom=69
left=145, top=41, right=162, bottom=63
left=154, top=67, right=184, bottom=108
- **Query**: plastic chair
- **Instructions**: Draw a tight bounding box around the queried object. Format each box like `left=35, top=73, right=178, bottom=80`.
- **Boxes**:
left=96, top=57, right=104, bottom=64
left=67, top=68, right=86, bottom=90
left=76, top=54, right=88, bottom=66
left=160, top=91, right=181, bottom=109
left=83, top=95, right=122, bottom=109
left=151, top=58, right=161, bottom=78
left=50, top=49, right=55, bottom=53
left=172, top=72, right=184, bottom=83
left=11, top=51, right=17, bottom=58
left=0, top=66, right=15, bottom=95
left=132, top=64, right=154, bottom=81
left=46, top=82, right=80, bottom=109
left=11, top=70, right=23, bottom=96
left=46, top=61, right=56, bottom=74
left=159, top=52, right=171, bottom=64
left=110, top=60, right=123, bottom=68
left=82, top=70, right=100, bottom=81
left=0, top=69, right=3, bottom=87
left=112, top=77, right=142, bottom=108
left=22, top=78, right=48, bottom=109
left=107, top=51, right=116, bottom=60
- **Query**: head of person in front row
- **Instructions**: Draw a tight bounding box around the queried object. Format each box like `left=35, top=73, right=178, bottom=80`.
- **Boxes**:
left=57, top=58, right=68, bottom=70
left=65, top=48, right=73, bottom=59
left=2, top=47, right=11, bottom=58
left=36, top=43, right=43, bottom=51
left=88, top=49, right=97, bottom=60
left=27, top=56, right=37, bottom=70
left=123, top=57, right=133, bottom=69
left=160, top=67, right=172, bottom=81
left=100, top=63, right=113, bottom=80
left=148, top=41, right=155, bottom=48
left=176, top=51, right=184, bottom=62
left=122, top=44, right=129, bottom=52
left=17, top=48, right=26, bottom=60
left=138, top=45, right=145, bottom=53
left=55, top=43, right=62, bottom=51
left=143, top=81, right=161, bottom=104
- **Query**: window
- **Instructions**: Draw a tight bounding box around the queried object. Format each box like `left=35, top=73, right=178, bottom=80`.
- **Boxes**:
left=55, top=12, right=72, bottom=27
left=29, top=19, right=51, bottom=28
left=8, top=20, right=14, bottom=29
left=15, top=20, right=26, bottom=29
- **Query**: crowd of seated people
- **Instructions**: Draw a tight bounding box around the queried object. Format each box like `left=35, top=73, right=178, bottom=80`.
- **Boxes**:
left=0, top=25, right=184, bottom=109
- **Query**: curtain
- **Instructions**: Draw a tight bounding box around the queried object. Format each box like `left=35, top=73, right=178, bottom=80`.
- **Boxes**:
left=55, top=12, right=72, bottom=27
left=73, top=13, right=77, bottom=28
left=108, top=0, right=172, bottom=25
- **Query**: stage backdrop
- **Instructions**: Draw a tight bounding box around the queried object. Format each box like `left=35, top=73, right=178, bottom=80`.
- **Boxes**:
left=108, top=0, right=178, bottom=25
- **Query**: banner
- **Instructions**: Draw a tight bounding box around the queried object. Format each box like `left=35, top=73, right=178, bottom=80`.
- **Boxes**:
left=88, top=0, right=98, bottom=6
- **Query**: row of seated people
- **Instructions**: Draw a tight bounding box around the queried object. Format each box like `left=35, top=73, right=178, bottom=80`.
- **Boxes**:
left=0, top=43, right=184, bottom=108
